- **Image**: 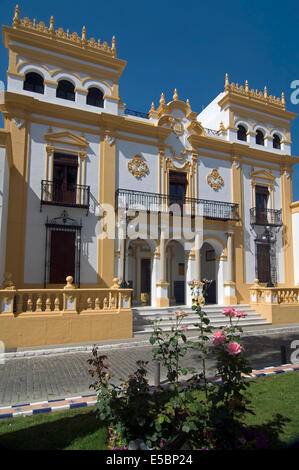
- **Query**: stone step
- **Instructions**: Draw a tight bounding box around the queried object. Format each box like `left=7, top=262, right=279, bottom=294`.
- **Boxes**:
left=132, top=304, right=270, bottom=334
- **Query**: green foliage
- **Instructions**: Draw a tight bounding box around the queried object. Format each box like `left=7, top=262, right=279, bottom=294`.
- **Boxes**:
left=87, top=284, right=292, bottom=450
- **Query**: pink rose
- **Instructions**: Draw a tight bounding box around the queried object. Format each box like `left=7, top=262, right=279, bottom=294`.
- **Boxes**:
left=222, top=307, right=237, bottom=317
left=182, top=325, right=188, bottom=331
left=213, top=331, right=226, bottom=346
left=234, top=310, right=247, bottom=318
left=227, top=342, right=242, bottom=355
left=174, top=310, right=188, bottom=318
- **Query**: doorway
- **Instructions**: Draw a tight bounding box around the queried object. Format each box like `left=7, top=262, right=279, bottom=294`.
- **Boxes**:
left=141, top=258, right=151, bottom=304
left=49, top=230, right=76, bottom=284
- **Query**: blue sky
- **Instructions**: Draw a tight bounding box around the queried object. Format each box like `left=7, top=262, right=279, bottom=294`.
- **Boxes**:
left=1, top=0, right=299, bottom=200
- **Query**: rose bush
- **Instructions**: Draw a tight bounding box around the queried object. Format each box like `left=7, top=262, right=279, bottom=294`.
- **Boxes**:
left=88, top=287, right=289, bottom=450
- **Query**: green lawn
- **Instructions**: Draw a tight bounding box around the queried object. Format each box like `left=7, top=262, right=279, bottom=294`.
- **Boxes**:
left=0, top=371, right=298, bottom=450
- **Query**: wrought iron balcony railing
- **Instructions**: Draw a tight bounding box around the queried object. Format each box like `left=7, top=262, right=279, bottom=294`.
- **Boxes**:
left=124, top=108, right=149, bottom=119
left=40, top=180, right=90, bottom=214
left=116, top=189, right=239, bottom=221
left=250, top=208, right=282, bottom=226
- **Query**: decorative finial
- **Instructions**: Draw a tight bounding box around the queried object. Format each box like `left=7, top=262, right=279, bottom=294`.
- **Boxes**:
left=245, top=80, right=249, bottom=92
left=49, top=16, right=54, bottom=38
left=186, top=98, right=191, bottom=109
left=111, top=36, right=116, bottom=57
left=219, top=120, right=225, bottom=130
left=281, top=92, right=285, bottom=106
left=264, top=86, right=268, bottom=98
left=225, top=73, right=229, bottom=90
left=150, top=102, right=155, bottom=111
left=160, top=92, right=165, bottom=106
left=81, top=26, right=86, bottom=45
left=13, top=5, right=20, bottom=28
left=173, top=88, right=178, bottom=101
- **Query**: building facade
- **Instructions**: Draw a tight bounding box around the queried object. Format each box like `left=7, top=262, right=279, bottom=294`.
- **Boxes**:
left=0, top=7, right=299, bottom=348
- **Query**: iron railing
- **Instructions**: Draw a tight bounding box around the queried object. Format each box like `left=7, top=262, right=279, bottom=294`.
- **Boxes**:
left=124, top=109, right=149, bottom=119
left=116, top=189, right=239, bottom=221
left=250, top=208, right=282, bottom=226
left=41, top=180, right=90, bottom=214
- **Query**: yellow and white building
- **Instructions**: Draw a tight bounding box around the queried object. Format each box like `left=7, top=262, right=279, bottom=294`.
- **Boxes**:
left=0, top=7, right=299, bottom=348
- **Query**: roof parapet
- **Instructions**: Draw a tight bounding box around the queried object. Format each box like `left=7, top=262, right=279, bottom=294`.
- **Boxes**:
left=224, top=73, right=286, bottom=110
left=11, top=4, right=117, bottom=58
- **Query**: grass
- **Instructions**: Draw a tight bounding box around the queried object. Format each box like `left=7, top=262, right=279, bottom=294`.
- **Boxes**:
left=0, top=372, right=298, bottom=450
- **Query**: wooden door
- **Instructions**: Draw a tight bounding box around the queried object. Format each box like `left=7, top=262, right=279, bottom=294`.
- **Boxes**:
left=141, top=258, right=151, bottom=296
left=50, top=231, right=76, bottom=284
left=53, top=153, right=78, bottom=204
left=257, top=243, right=270, bottom=283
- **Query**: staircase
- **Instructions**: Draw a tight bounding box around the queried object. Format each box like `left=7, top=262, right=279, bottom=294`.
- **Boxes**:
left=133, top=304, right=270, bottom=334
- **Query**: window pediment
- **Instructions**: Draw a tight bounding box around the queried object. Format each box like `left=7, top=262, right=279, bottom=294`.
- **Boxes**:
left=44, top=130, right=89, bottom=148
left=249, top=168, right=276, bottom=183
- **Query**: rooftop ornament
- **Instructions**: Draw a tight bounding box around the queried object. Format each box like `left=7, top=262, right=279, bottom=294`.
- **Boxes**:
left=11, top=5, right=117, bottom=57
left=224, top=73, right=286, bottom=110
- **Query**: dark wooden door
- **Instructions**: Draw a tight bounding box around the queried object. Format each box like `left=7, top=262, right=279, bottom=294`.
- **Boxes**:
left=255, top=186, right=269, bottom=224
left=169, top=171, right=187, bottom=208
left=141, top=258, right=151, bottom=295
left=50, top=231, right=76, bottom=284
left=257, top=243, right=270, bottom=283
left=174, top=281, right=185, bottom=304
left=53, top=153, right=78, bottom=204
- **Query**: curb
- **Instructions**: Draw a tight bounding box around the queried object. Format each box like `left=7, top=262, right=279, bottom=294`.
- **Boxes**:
left=2, top=325, right=299, bottom=360
left=0, top=363, right=298, bottom=419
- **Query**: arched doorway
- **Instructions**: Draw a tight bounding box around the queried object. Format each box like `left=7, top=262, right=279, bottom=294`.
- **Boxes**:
left=127, top=239, right=153, bottom=306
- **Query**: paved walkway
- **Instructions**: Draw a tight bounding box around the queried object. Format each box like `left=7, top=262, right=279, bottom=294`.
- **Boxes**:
left=0, top=322, right=299, bottom=413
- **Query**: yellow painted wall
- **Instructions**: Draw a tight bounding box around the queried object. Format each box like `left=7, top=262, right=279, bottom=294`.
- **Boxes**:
left=0, top=310, right=132, bottom=348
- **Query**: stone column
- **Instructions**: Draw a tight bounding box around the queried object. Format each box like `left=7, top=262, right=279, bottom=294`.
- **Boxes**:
left=156, top=229, right=169, bottom=307
left=194, top=232, right=202, bottom=282
left=224, top=231, right=237, bottom=305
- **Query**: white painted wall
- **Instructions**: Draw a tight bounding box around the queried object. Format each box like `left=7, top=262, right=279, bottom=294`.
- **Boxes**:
left=23, top=122, right=100, bottom=284
left=0, top=148, right=9, bottom=285
left=197, top=155, right=232, bottom=202
left=116, top=139, right=159, bottom=194
left=242, top=164, right=283, bottom=284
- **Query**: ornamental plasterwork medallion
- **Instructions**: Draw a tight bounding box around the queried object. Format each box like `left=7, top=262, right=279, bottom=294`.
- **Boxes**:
left=128, top=154, right=149, bottom=179
left=171, top=118, right=184, bottom=137
left=207, top=168, right=224, bottom=191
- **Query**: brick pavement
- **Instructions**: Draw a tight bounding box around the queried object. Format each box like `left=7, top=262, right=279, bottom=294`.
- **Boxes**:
left=0, top=325, right=299, bottom=411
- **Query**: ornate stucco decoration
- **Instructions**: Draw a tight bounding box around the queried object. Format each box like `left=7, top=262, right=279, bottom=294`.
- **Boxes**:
left=207, top=168, right=224, bottom=191
left=127, top=154, right=149, bottom=179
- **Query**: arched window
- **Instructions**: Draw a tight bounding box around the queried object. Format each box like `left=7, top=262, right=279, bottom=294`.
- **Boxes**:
left=237, top=124, right=247, bottom=141
left=86, top=87, right=104, bottom=108
left=256, top=130, right=264, bottom=146
left=23, top=72, right=44, bottom=94
left=273, top=134, right=281, bottom=149
left=56, top=80, right=75, bottom=101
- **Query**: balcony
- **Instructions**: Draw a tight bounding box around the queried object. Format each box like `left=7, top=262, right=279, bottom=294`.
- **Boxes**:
left=250, top=208, right=282, bottom=227
left=40, top=180, right=90, bottom=214
left=116, top=189, right=239, bottom=221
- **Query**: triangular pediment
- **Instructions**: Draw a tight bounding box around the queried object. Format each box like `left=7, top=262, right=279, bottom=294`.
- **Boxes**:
left=249, top=168, right=276, bottom=182
left=44, top=131, right=89, bottom=148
